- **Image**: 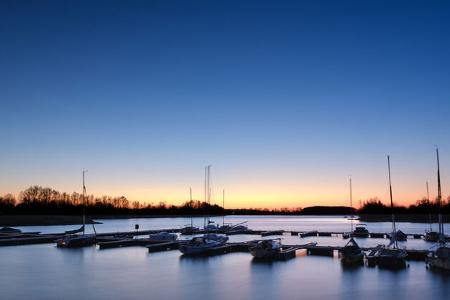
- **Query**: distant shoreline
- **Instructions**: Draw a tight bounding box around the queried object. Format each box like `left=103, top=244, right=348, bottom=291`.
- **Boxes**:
left=1, top=213, right=449, bottom=227
left=359, top=214, right=449, bottom=223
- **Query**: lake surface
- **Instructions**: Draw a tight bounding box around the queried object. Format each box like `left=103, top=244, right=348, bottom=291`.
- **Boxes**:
left=1, top=216, right=450, bottom=300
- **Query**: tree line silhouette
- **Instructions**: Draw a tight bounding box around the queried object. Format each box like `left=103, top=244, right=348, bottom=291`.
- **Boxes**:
left=0, top=186, right=449, bottom=217
left=0, top=186, right=302, bottom=216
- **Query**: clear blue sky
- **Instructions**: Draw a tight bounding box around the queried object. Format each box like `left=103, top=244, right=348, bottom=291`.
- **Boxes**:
left=1, top=0, right=449, bottom=208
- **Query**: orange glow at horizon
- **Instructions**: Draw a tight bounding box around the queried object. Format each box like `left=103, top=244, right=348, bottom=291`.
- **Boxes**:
left=1, top=169, right=446, bottom=209
left=118, top=183, right=440, bottom=209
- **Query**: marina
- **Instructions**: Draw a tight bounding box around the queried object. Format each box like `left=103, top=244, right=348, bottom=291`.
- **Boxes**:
left=0, top=226, right=445, bottom=244
left=2, top=1, right=450, bottom=299
left=0, top=224, right=441, bottom=263
left=1, top=215, right=450, bottom=300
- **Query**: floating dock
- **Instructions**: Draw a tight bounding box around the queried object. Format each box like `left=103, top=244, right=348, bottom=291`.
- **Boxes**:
left=294, top=231, right=427, bottom=240
left=261, top=230, right=284, bottom=237
left=0, top=235, right=62, bottom=246
left=98, top=238, right=173, bottom=250
left=147, top=241, right=183, bottom=253
left=0, top=227, right=439, bottom=263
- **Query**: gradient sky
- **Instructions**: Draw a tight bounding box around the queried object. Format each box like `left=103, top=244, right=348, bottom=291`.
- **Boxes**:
left=1, top=0, right=450, bottom=209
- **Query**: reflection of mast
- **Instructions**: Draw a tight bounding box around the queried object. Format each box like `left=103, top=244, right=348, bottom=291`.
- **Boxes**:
left=387, top=156, right=397, bottom=249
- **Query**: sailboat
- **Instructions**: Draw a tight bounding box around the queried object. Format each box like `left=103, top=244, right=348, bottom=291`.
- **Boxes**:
left=426, top=148, right=450, bottom=270
left=424, top=181, right=440, bottom=242
left=219, top=189, right=248, bottom=232
left=179, top=166, right=228, bottom=255
left=340, top=177, right=364, bottom=265
left=57, top=170, right=97, bottom=248
left=368, top=156, right=407, bottom=268
left=181, top=187, right=200, bottom=235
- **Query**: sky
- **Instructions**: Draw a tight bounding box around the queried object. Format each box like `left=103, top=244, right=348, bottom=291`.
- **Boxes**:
left=1, top=0, right=450, bottom=209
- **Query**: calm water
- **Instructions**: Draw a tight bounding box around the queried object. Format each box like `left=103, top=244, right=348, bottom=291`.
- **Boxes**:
left=1, top=216, right=450, bottom=300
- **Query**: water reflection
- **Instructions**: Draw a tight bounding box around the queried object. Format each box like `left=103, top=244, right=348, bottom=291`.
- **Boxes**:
left=2, top=216, right=450, bottom=299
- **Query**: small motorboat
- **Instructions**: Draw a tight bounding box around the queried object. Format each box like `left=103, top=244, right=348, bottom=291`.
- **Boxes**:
left=352, top=224, right=369, bottom=237
left=339, top=238, right=364, bottom=265
left=250, top=239, right=282, bottom=259
left=179, top=233, right=228, bottom=255
left=204, top=221, right=220, bottom=232
left=56, top=234, right=96, bottom=248
left=149, top=232, right=177, bottom=241
left=424, top=231, right=440, bottom=242
left=427, top=246, right=450, bottom=271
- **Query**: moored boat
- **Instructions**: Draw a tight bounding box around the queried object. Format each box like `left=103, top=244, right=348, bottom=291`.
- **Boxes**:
left=57, top=170, right=97, bottom=248
left=424, top=181, right=439, bottom=243
left=179, top=233, right=228, bottom=255
left=57, top=234, right=96, bottom=248
left=340, top=238, right=364, bottom=266
left=371, top=156, right=407, bottom=269
left=179, top=165, right=229, bottom=255
left=424, top=231, right=440, bottom=242
left=205, top=221, right=220, bottom=232
left=340, top=178, right=364, bottom=265
left=426, top=148, right=450, bottom=271
left=374, top=247, right=408, bottom=269
left=353, top=224, right=369, bottom=237
left=388, top=230, right=407, bottom=242
left=181, top=226, right=199, bottom=235
left=250, top=239, right=282, bottom=259
left=218, top=190, right=248, bottom=233
left=427, top=246, right=450, bottom=270
left=181, top=188, right=200, bottom=235
left=219, top=221, right=249, bottom=232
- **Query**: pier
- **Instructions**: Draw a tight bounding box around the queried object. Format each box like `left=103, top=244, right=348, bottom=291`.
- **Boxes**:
left=0, top=227, right=437, bottom=247
left=0, top=227, right=436, bottom=262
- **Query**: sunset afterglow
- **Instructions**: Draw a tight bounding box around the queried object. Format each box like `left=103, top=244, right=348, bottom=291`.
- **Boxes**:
left=1, top=0, right=449, bottom=209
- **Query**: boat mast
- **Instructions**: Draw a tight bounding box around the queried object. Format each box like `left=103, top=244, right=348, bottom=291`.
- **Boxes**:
left=207, top=165, right=211, bottom=225
left=204, top=166, right=207, bottom=229
left=222, top=189, right=225, bottom=227
left=203, top=165, right=211, bottom=229
left=190, top=187, right=193, bottom=228
left=387, top=156, right=398, bottom=248
left=436, top=147, right=444, bottom=244
left=426, top=181, right=432, bottom=232
left=349, top=177, right=353, bottom=234
left=82, top=170, right=87, bottom=235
